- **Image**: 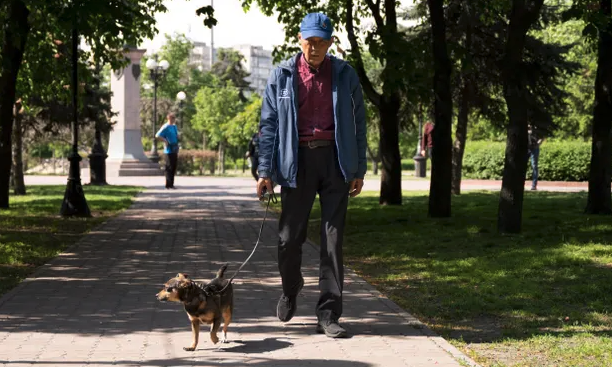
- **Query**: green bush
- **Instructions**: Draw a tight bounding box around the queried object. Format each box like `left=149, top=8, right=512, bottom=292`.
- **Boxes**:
left=462, top=142, right=506, bottom=180
left=161, top=149, right=218, bottom=175
left=463, top=140, right=591, bottom=181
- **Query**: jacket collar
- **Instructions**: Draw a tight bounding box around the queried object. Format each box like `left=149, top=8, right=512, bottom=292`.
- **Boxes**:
left=279, top=52, right=348, bottom=74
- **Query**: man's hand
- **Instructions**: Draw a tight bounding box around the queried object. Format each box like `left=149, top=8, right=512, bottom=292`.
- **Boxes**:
left=421, top=150, right=426, bottom=157
left=257, top=177, right=273, bottom=199
left=349, top=178, right=364, bottom=198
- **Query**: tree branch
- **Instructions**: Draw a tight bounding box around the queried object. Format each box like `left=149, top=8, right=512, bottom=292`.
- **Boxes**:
left=366, top=142, right=380, bottom=161
left=385, top=0, right=397, bottom=32
left=363, top=0, right=385, bottom=30
left=346, top=0, right=382, bottom=107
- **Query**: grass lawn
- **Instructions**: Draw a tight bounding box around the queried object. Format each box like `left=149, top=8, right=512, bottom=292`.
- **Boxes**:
left=275, top=190, right=612, bottom=366
left=0, top=185, right=141, bottom=296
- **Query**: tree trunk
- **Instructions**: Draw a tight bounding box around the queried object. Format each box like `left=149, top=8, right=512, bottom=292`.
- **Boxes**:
left=451, top=85, right=469, bottom=196
left=345, top=0, right=402, bottom=205
left=585, top=0, right=612, bottom=215
left=427, top=0, right=454, bottom=217
left=366, top=144, right=379, bottom=175
left=12, top=102, right=26, bottom=195
left=218, top=141, right=226, bottom=174
left=379, top=96, right=402, bottom=205
left=497, top=0, right=545, bottom=233
left=451, top=3, right=473, bottom=196
left=0, top=0, right=29, bottom=208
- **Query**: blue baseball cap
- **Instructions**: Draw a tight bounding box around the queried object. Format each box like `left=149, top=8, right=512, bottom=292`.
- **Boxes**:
left=300, top=13, right=333, bottom=40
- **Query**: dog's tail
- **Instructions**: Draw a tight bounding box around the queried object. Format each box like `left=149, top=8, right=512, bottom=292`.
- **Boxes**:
left=216, top=263, right=228, bottom=278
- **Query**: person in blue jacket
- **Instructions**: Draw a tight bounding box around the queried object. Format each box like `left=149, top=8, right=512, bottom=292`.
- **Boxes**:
left=256, top=12, right=367, bottom=338
left=155, top=112, right=180, bottom=189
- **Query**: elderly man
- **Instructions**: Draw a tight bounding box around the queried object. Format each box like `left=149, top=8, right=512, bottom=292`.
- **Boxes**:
left=155, top=112, right=180, bottom=189
left=256, top=12, right=367, bottom=338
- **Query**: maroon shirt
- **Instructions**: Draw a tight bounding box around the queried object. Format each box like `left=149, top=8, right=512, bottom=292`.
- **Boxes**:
left=422, top=122, right=434, bottom=150
left=297, top=54, right=335, bottom=140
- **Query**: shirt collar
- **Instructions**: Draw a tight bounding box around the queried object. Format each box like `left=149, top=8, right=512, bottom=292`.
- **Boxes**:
left=300, top=53, right=328, bottom=74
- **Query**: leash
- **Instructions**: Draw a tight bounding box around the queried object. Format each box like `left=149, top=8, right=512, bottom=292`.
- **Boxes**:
left=214, top=189, right=278, bottom=295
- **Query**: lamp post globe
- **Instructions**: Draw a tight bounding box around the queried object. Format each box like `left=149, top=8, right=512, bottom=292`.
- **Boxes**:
left=145, top=58, right=157, bottom=70
left=176, top=91, right=186, bottom=128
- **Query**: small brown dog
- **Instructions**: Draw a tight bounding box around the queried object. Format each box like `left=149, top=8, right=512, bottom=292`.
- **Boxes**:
left=156, top=264, right=234, bottom=351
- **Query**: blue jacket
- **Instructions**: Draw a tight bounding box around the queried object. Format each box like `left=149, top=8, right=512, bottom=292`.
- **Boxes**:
left=258, top=53, right=367, bottom=187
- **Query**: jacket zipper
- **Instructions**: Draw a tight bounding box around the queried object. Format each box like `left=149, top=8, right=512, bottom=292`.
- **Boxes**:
left=351, top=94, right=356, bottom=136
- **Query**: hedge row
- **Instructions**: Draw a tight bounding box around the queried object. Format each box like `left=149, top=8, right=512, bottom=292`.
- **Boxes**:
left=160, top=149, right=218, bottom=175
left=462, top=141, right=591, bottom=181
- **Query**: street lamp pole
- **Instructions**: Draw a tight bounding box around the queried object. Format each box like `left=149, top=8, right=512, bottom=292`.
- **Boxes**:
left=413, top=107, right=426, bottom=178
left=176, top=91, right=186, bottom=129
left=145, top=58, right=169, bottom=163
left=416, top=118, right=423, bottom=157
left=60, top=0, right=91, bottom=217
left=88, top=70, right=108, bottom=186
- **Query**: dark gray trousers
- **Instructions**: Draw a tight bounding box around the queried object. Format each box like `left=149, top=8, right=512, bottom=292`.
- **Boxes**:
left=278, top=145, right=349, bottom=322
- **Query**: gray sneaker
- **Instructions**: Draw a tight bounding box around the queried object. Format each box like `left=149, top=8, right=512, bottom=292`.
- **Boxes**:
left=276, top=279, right=304, bottom=322
left=316, top=319, right=348, bottom=338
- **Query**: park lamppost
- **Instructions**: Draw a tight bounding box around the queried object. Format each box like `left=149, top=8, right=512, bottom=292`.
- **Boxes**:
left=88, top=78, right=108, bottom=186
left=413, top=117, right=426, bottom=178
left=145, top=57, right=169, bottom=163
left=176, top=91, right=186, bottom=128
left=60, top=0, right=91, bottom=217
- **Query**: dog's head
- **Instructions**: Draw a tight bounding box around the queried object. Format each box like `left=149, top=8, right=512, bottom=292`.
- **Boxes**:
left=156, top=273, right=193, bottom=302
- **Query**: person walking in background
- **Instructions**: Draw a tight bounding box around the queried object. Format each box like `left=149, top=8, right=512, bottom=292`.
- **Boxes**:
left=156, top=112, right=180, bottom=189
left=245, top=132, right=260, bottom=181
left=421, top=120, right=434, bottom=160
left=528, top=124, right=544, bottom=191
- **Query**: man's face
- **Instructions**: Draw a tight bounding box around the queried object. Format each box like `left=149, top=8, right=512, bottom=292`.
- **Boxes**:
left=168, top=115, right=176, bottom=125
left=299, top=34, right=333, bottom=68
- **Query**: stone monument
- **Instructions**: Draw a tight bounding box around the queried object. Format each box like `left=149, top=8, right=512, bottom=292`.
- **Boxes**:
left=107, top=47, right=163, bottom=176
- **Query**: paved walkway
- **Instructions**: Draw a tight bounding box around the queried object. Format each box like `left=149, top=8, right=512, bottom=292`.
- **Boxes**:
left=0, top=177, right=479, bottom=367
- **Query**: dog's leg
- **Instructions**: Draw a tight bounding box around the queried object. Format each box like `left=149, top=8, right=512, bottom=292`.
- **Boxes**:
left=184, top=319, right=200, bottom=351
left=221, top=307, right=232, bottom=343
left=210, top=318, right=221, bottom=345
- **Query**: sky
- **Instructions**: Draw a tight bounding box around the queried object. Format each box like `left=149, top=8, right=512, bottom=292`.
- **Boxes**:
left=139, top=0, right=417, bottom=55
left=140, top=1, right=286, bottom=54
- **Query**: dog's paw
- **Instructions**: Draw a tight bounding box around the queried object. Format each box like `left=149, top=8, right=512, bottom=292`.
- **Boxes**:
left=210, top=335, right=219, bottom=344
left=183, top=346, right=196, bottom=352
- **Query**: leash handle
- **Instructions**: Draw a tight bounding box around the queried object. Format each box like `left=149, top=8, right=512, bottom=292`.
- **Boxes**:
left=217, top=190, right=276, bottom=294
left=259, top=184, right=278, bottom=203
